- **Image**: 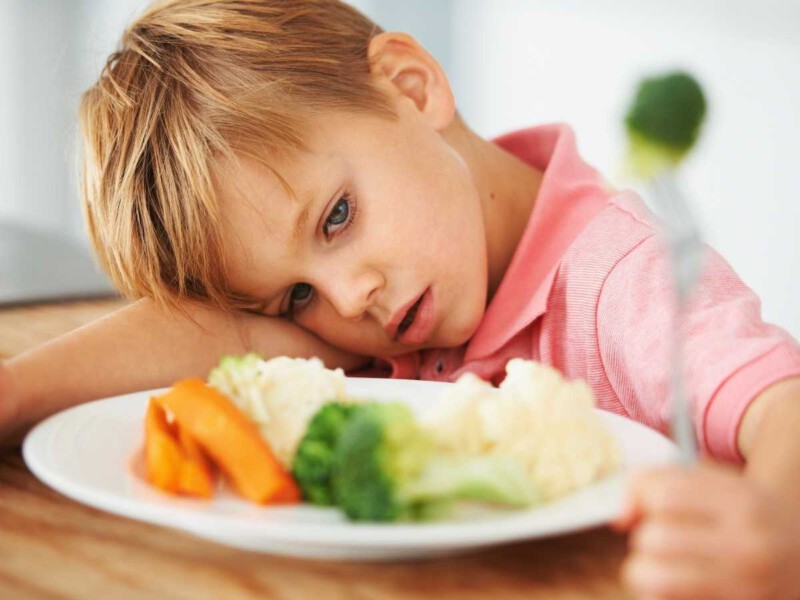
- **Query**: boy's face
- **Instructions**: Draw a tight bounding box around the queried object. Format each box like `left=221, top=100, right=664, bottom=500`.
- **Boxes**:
left=216, top=103, right=488, bottom=358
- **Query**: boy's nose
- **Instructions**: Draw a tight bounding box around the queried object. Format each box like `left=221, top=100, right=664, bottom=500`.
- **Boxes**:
left=325, top=270, right=383, bottom=321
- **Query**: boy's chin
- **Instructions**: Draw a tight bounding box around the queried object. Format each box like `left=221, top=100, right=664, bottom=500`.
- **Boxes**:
left=443, top=308, right=484, bottom=347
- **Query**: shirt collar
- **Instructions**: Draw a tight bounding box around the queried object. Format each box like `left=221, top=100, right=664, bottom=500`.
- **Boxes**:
left=463, top=123, right=612, bottom=362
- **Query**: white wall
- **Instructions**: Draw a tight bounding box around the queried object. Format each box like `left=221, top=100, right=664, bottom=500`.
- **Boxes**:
left=0, top=2, right=79, bottom=232
left=0, top=0, right=148, bottom=237
left=449, top=0, right=800, bottom=338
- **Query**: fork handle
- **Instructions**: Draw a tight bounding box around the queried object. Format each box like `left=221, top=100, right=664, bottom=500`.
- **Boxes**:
left=650, top=173, right=701, bottom=464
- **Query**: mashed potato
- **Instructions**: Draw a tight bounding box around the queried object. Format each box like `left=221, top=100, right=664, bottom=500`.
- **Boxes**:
left=209, top=355, right=348, bottom=467
left=422, top=359, right=620, bottom=501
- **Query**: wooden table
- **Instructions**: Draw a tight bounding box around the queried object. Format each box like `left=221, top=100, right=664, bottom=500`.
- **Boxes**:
left=0, top=300, right=631, bottom=599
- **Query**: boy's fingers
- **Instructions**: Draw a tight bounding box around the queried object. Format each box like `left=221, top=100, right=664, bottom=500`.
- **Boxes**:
left=622, top=464, right=738, bottom=519
left=630, top=519, right=720, bottom=560
left=622, top=555, right=719, bottom=600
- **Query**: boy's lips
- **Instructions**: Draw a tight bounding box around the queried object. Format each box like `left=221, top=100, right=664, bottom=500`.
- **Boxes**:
left=386, top=287, right=435, bottom=345
left=386, top=293, right=423, bottom=341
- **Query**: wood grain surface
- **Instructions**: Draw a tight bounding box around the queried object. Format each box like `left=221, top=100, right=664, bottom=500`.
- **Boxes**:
left=0, top=299, right=632, bottom=599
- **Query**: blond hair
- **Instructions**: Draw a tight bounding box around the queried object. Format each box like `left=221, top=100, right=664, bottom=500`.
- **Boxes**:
left=80, top=0, right=391, bottom=311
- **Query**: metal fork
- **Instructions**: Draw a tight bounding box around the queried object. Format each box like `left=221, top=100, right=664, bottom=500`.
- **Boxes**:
left=648, top=172, right=703, bottom=464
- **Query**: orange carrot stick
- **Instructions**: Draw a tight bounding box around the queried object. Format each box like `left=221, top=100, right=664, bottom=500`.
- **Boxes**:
left=176, top=424, right=215, bottom=498
left=153, top=380, right=300, bottom=504
left=145, top=399, right=216, bottom=498
left=144, top=400, right=184, bottom=494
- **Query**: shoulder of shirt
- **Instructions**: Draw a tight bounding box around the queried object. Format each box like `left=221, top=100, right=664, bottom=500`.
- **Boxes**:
left=557, top=189, right=662, bottom=283
left=604, top=189, right=661, bottom=233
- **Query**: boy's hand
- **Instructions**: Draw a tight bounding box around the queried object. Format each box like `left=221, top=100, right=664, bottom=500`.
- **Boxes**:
left=614, top=463, right=800, bottom=600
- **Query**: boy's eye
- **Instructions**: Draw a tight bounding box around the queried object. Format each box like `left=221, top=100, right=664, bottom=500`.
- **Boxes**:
left=290, top=282, right=313, bottom=304
left=285, top=282, right=314, bottom=317
left=284, top=193, right=354, bottom=319
left=322, top=196, right=351, bottom=237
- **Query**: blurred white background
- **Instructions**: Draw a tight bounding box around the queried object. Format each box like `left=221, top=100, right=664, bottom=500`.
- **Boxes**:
left=1, top=0, right=798, bottom=338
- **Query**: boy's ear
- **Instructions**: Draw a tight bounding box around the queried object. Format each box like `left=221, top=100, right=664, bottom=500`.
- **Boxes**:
left=368, top=32, right=456, bottom=131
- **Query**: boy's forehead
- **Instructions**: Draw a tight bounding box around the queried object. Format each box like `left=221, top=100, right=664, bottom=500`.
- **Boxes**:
left=214, top=108, right=380, bottom=200
left=215, top=146, right=335, bottom=209
left=213, top=110, right=371, bottom=216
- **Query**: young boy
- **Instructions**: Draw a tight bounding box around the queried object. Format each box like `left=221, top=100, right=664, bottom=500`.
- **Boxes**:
left=2, top=1, right=800, bottom=597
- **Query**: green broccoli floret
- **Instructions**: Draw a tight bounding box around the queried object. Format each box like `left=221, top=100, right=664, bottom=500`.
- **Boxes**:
left=292, top=402, right=358, bottom=505
left=208, top=353, right=262, bottom=390
left=333, top=403, right=537, bottom=522
left=216, top=353, right=263, bottom=373
left=624, top=71, right=707, bottom=179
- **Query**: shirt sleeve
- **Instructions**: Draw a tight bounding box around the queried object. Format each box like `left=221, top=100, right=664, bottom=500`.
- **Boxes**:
left=597, top=234, right=800, bottom=463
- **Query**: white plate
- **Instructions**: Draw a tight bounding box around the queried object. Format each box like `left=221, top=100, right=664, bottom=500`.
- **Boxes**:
left=23, top=378, right=677, bottom=560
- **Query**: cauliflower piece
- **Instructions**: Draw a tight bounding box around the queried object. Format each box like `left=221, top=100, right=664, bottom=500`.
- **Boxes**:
left=422, top=359, right=620, bottom=501
left=209, top=355, right=347, bottom=467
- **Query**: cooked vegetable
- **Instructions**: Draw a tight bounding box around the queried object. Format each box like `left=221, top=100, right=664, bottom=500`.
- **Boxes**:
left=144, top=400, right=184, bottom=494
left=209, top=354, right=348, bottom=467
left=624, top=71, right=707, bottom=179
left=333, top=403, right=537, bottom=522
left=175, top=423, right=215, bottom=498
left=292, top=402, right=358, bottom=505
left=144, top=399, right=214, bottom=498
left=423, top=361, right=620, bottom=501
left=153, top=379, right=300, bottom=504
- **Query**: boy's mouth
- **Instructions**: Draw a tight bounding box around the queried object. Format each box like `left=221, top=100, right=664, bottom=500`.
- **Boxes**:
left=388, top=291, right=426, bottom=342
left=396, top=296, right=423, bottom=339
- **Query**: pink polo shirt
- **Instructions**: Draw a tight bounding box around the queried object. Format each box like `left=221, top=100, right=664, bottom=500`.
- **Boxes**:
left=359, top=124, right=800, bottom=463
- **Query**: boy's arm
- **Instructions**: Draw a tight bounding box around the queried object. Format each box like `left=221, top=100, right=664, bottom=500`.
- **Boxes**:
left=597, top=236, right=800, bottom=461
left=0, top=299, right=369, bottom=446
left=739, top=376, right=800, bottom=499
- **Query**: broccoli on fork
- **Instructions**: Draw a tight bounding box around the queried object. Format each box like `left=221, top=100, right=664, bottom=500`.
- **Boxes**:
left=624, top=71, right=707, bottom=179
left=622, top=70, right=708, bottom=463
left=333, top=403, right=537, bottom=522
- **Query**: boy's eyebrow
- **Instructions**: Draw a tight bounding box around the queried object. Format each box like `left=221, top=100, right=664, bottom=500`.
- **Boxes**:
left=292, top=177, right=331, bottom=243
left=292, top=201, right=312, bottom=244
left=290, top=161, right=339, bottom=243
left=255, top=190, right=318, bottom=306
